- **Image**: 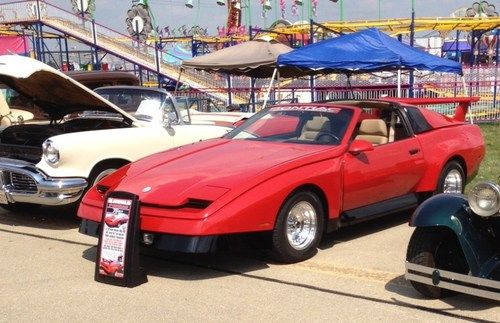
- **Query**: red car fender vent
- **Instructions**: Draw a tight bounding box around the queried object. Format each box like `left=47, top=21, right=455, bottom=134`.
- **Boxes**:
left=96, top=184, right=110, bottom=195
left=141, top=198, right=212, bottom=210
left=185, top=198, right=213, bottom=209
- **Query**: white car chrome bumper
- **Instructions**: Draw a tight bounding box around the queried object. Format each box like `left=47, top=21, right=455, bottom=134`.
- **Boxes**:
left=0, top=158, right=87, bottom=206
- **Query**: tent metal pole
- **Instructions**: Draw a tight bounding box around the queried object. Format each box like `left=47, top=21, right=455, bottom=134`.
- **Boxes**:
left=309, top=19, right=315, bottom=102
left=397, top=70, right=402, bottom=98
left=174, top=67, right=184, bottom=95
left=346, top=75, right=354, bottom=99
left=493, top=31, right=499, bottom=109
left=227, top=74, right=233, bottom=106
left=250, top=77, right=256, bottom=112
left=277, top=69, right=281, bottom=104
left=461, top=76, right=473, bottom=124
left=409, top=7, right=415, bottom=98
left=262, top=68, right=277, bottom=111
left=396, top=34, right=402, bottom=98
left=154, top=40, right=161, bottom=88
left=454, top=30, right=460, bottom=98
left=462, top=75, right=469, bottom=97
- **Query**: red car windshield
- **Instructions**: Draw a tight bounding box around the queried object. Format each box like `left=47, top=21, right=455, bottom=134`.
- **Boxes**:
left=225, top=106, right=354, bottom=145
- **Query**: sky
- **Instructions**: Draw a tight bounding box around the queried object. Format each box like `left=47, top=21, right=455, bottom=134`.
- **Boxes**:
left=47, top=0, right=484, bottom=36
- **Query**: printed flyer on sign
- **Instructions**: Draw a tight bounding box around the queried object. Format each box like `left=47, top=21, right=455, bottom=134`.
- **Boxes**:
left=98, top=197, right=132, bottom=278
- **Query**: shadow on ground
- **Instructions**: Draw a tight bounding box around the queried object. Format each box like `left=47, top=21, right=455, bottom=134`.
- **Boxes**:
left=385, top=275, right=500, bottom=311
left=0, top=205, right=80, bottom=230
left=320, top=210, right=412, bottom=249
left=82, top=244, right=271, bottom=281
left=80, top=209, right=417, bottom=281
left=82, top=244, right=498, bottom=322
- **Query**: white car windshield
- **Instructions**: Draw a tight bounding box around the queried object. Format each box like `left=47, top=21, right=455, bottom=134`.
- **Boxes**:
left=95, top=88, right=177, bottom=123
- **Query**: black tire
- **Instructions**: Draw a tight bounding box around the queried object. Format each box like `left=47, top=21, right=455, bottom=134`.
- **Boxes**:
left=406, top=227, right=469, bottom=299
left=88, top=161, right=127, bottom=188
left=271, top=190, right=324, bottom=263
left=0, top=202, right=41, bottom=213
left=436, top=160, right=465, bottom=194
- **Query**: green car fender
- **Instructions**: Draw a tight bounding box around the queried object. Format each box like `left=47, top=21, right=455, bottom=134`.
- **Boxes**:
left=409, top=194, right=495, bottom=276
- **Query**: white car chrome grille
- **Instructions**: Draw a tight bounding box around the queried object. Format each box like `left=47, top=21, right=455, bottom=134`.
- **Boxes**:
left=9, top=172, right=37, bottom=194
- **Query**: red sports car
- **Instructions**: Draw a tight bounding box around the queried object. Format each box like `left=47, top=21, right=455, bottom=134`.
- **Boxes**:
left=78, top=98, right=484, bottom=263
left=104, top=211, right=129, bottom=228
left=99, top=258, right=124, bottom=276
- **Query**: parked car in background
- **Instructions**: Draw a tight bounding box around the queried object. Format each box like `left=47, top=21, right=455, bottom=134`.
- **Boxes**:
left=79, top=98, right=484, bottom=263
left=0, top=55, right=231, bottom=212
left=405, top=180, right=500, bottom=301
left=175, top=96, right=253, bottom=126
left=94, top=86, right=186, bottom=122
left=65, top=70, right=140, bottom=89
left=95, top=86, right=251, bottom=126
left=180, top=97, right=225, bottom=113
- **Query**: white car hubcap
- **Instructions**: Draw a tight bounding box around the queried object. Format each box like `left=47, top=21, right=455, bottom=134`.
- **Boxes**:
left=93, top=168, right=116, bottom=186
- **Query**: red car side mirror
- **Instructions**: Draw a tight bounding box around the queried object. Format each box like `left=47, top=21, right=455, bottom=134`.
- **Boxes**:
left=349, top=139, right=374, bottom=155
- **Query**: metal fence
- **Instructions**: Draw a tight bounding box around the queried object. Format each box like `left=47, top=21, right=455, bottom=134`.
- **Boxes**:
left=179, top=66, right=499, bottom=121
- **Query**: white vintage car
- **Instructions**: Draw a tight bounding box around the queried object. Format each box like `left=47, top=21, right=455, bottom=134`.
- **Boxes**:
left=0, top=55, right=232, bottom=211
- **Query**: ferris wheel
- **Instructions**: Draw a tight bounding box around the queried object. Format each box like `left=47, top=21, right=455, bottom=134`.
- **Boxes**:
left=185, top=0, right=242, bottom=36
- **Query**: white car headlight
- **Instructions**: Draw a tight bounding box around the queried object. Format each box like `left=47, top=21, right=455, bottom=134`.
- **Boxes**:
left=467, top=181, right=500, bottom=217
left=42, top=139, right=60, bottom=165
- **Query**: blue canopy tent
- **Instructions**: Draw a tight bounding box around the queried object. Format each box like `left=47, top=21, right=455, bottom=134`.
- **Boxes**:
left=274, top=28, right=464, bottom=105
left=277, top=28, right=463, bottom=75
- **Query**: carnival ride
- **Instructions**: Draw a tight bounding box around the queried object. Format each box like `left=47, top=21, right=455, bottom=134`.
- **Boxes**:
left=0, top=0, right=499, bottom=107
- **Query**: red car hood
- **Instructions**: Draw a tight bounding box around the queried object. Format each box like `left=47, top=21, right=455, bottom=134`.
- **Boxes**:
left=111, top=139, right=342, bottom=206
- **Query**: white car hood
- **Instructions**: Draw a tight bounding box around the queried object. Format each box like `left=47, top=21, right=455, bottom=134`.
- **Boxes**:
left=0, top=55, right=138, bottom=122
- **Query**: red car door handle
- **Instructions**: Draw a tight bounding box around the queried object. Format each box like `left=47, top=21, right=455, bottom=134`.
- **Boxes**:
left=409, top=148, right=420, bottom=155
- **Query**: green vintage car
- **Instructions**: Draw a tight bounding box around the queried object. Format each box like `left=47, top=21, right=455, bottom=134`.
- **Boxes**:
left=405, top=181, right=500, bottom=301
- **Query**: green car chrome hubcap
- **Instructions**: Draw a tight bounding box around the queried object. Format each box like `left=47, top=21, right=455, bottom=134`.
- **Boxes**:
left=443, top=169, right=463, bottom=194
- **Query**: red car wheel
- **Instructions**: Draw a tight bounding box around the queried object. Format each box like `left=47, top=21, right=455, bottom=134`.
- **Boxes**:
left=271, top=190, right=324, bottom=263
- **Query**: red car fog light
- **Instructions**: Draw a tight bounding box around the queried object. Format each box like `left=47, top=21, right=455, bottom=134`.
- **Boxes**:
left=96, top=184, right=110, bottom=194
left=142, top=233, right=155, bottom=245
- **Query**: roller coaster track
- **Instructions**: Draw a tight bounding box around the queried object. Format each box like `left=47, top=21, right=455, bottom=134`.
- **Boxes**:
left=270, top=17, right=500, bottom=36
left=0, top=1, right=246, bottom=104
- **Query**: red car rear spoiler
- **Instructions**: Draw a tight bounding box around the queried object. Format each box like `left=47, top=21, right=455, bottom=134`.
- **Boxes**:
left=383, top=97, right=480, bottom=122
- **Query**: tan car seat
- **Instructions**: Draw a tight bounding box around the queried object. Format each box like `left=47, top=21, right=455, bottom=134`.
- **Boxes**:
left=299, top=116, right=330, bottom=141
left=355, top=119, right=388, bottom=145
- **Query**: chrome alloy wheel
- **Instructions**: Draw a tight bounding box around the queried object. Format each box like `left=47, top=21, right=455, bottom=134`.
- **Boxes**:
left=443, top=169, right=463, bottom=193
left=286, top=201, right=318, bottom=250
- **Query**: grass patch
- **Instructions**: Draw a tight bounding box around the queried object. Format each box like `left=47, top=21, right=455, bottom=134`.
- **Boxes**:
left=466, top=123, right=499, bottom=191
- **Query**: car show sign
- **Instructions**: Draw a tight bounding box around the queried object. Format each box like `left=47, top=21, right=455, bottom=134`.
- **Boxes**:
left=95, top=191, right=147, bottom=287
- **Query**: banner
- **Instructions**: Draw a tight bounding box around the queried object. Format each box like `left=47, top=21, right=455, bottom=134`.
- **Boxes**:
left=0, top=36, right=30, bottom=55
